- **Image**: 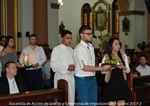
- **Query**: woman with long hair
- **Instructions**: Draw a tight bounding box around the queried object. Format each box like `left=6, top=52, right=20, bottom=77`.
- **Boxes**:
left=101, top=37, right=130, bottom=106
left=0, top=36, right=22, bottom=76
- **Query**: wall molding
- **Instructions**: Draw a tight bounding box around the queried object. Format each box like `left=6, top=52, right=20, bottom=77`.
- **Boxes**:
left=119, top=10, right=145, bottom=16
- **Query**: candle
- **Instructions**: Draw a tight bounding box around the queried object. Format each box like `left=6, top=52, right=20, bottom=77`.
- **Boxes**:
left=24, top=55, right=28, bottom=64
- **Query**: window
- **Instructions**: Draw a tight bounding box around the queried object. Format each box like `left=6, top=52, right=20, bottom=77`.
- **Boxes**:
left=112, top=0, right=119, bottom=35
left=81, top=3, right=93, bottom=31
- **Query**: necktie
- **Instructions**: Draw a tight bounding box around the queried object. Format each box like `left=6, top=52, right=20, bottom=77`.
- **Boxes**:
left=87, top=45, right=95, bottom=76
left=87, top=45, right=92, bottom=62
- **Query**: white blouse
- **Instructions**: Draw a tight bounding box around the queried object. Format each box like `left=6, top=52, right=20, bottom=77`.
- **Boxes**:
left=100, top=53, right=130, bottom=74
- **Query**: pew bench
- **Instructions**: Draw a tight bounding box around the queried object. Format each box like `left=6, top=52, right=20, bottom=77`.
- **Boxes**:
left=127, top=73, right=150, bottom=106
left=0, top=80, right=68, bottom=106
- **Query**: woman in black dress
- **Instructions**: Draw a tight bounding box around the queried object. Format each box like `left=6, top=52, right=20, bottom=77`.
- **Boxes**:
left=101, top=37, right=130, bottom=106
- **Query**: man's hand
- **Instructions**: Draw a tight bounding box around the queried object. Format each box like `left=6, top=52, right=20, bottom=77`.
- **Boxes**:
left=68, top=64, right=75, bottom=71
left=102, top=65, right=112, bottom=71
left=33, top=63, right=39, bottom=68
left=108, top=67, right=115, bottom=71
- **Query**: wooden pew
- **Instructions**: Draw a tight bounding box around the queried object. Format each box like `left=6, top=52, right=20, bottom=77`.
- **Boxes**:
left=127, top=73, right=150, bottom=106
left=0, top=79, right=68, bottom=106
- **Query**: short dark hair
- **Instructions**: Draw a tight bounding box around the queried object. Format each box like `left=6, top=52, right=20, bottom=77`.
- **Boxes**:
left=79, top=25, right=91, bottom=35
left=139, top=55, right=147, bottom=60
left=0, top=36, right=6, bottom=41
left=5, top=61, right=16, bottom=69
left=29, top=34, right=36, bottom=38
left=61, top=30, right=72, bottom=37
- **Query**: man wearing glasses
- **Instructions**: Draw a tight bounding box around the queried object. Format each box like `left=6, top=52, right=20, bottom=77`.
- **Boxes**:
left=73, top=25, right=111, bottom=106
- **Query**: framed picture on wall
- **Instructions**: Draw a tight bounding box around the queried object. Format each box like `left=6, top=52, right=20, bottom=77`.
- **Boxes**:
left=122, top=16, right=129, bottom=32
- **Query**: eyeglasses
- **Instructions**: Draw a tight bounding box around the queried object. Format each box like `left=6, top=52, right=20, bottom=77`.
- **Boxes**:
left=82, top=33, right=93, bottom=36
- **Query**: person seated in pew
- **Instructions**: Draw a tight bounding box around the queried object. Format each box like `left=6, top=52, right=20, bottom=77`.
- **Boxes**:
left=0, top=61, right=27, bottom=95
left=134, top=43, right=141, bottom=53
left=136, top=55, right=150, bottom=76
left=127, top=55, right=139, bottom=77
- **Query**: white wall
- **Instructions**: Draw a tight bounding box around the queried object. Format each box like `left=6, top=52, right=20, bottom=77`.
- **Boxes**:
left=18, top=0, right=33, bottom=51
left=47, top=0, right=59, bottom=49
left=58, top=0, right=113, bottom=48
left=119, top=0, right=147, bottom=49
left=119, top=15, right=135, bottom=49
left=18, top=0, right=59, bottom=49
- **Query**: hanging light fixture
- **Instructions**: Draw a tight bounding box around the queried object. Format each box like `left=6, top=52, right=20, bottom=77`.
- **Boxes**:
left=58, top=0, right=63, bottom=6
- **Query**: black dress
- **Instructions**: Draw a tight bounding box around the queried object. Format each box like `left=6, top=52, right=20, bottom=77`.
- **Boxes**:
left=104, top=68, right=129, bottom=101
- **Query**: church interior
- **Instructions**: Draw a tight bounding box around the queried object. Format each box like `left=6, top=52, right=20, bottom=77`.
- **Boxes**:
left=0, top=0, right=150, bottom=106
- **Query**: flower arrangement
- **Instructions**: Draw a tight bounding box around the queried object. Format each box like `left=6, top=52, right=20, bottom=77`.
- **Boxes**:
left=102, top=54, right=120, bottom=67
left=22, top=63, right=33, bottom=68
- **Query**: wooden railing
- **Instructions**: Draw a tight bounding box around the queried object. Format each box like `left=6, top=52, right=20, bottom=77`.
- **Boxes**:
left=0, top=79, right=68, bottom=106
left=127, top=73, right=150, bottom=106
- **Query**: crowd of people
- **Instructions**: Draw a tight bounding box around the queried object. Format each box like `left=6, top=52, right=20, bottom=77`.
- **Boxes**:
left=0, top=25, right=150, bottom=106
left=0, top=34, right=48, bottom=94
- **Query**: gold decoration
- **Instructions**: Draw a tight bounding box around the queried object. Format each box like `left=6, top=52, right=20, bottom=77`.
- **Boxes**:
left=76, top=33, right=80, bottom=44
left=91, top=0, right=110, bottom=33
left=99, top=33, right=111, bottom=52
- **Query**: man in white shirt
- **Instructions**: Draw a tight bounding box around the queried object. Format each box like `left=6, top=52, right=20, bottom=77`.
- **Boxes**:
left=73, top=25, right=111, bottom=105
left=50, top=30, right=75, bottom=106
left=136, top=55, right=150, bottom=76
left=0, top=36, right=6, bottom=77
left=19, top=34, right=46, bottom=91
left=0, top=61, right=26, bottom=95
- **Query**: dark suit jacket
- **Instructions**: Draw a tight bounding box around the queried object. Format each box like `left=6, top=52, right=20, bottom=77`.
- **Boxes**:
left=0, top=73, right=27, bottom=95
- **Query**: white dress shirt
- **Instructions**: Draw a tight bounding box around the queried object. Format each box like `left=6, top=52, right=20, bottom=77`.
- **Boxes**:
left=74, top=40, right=95, bottom=77
left=19, top=45, right=46, bottom=70
left=7, top=77, right=19, bottom=94
left=136, top=65, right=150, bottom=76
